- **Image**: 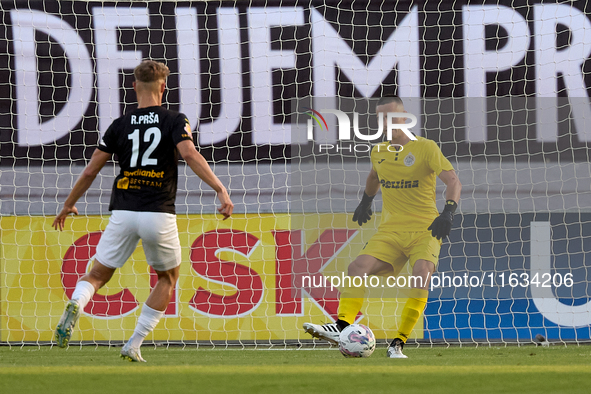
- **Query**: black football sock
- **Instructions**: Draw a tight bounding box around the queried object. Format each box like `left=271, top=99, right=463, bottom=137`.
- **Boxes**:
left=336, top=319, right=350, bottom=331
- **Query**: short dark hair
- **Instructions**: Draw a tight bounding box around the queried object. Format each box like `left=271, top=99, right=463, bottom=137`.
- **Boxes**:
left=134, top=60, right=170, bottom=83
left=376, top=95, right=404, bottom=107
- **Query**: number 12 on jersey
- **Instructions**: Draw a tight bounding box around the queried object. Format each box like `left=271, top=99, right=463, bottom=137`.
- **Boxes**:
left=128, top=127, right=161, bottom=167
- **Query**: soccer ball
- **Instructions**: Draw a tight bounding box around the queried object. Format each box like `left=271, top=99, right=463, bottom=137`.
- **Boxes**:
left=338, top=324, right=376, bottom=358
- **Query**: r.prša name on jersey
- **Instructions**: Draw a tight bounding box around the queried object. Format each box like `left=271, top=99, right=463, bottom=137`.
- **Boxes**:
left=131, top=112, right=160, bottom=125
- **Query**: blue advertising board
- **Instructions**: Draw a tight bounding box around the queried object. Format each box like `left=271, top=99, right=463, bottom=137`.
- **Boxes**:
left=425, top=213, right=591, bottom=341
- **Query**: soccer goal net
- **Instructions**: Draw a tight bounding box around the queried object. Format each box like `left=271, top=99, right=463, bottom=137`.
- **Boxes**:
left=1, top=0, right=591, bottom=347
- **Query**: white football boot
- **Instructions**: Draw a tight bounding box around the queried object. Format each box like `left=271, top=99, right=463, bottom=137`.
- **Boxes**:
left=387, top=338, right=408, bottom=359
left=120, top=342, right=147, bottom=362
left=55, top=299, right=81, bottom=348
left=303, top=322, right=341, bottom=345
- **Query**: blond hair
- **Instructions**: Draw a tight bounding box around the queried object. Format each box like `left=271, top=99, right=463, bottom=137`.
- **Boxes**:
left=133, top=60, right=170, bottom=83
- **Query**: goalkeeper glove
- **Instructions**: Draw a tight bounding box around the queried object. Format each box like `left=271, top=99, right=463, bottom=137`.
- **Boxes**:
left=352, top=192, right=375, bottom=226
left=428, top=200, right=457, bottom=240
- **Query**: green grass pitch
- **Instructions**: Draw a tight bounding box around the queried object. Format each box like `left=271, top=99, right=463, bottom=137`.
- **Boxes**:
left=2, top=345, right=591, bottom=393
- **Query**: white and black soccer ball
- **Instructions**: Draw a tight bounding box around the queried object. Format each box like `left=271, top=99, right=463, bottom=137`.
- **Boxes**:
left=338, top=324, right=376, bottom=358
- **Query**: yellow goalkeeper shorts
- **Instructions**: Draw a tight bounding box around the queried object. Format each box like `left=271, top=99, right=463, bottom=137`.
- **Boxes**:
left=359, top=230, right=441, bottom=268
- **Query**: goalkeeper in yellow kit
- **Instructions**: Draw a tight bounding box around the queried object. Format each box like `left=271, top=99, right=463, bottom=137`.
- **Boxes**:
left=304, top=96, right=461, bottom=358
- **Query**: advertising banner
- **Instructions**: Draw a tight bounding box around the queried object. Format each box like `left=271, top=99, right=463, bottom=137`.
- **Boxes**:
left=3, top=212, right=590, bottom=343
left=1, top=213, right=413, bottom=343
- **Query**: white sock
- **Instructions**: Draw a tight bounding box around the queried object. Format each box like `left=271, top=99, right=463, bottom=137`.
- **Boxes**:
left=128, top=304, right=164, bottom=348
left=71, top=280, right=95, bottom=310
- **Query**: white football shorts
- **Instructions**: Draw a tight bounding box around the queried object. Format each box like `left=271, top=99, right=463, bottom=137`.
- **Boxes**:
left=95, top=210, right=181, bottom=272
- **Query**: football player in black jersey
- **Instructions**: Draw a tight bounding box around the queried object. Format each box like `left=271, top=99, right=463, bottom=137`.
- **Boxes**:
left=53, top=60, right=233, bottom=362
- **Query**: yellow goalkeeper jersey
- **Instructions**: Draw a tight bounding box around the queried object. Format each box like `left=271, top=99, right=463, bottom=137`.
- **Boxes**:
left=371, top=137, right=454, bottom=232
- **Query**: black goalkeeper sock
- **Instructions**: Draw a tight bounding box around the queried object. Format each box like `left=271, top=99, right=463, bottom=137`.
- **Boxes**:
left=336, top=319, right=350, bottom=331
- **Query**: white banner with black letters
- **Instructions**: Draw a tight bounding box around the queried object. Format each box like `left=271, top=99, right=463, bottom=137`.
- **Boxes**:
left=1, top=0, right=591, bottom=163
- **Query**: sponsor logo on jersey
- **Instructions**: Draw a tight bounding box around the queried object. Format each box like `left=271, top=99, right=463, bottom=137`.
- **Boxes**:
left=404, top=153, right=415, bottom=167
left=128, top=178, right=163, bottom=188
left=123, top=169, right=165, bottom=178
left=380, top=179, right=419, bottom=189
left=131, top=112, right=160, bottom=125
left=117, top=177, right=129, bottom=190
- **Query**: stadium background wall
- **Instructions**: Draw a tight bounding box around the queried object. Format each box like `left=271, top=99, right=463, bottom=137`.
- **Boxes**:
left=2, top=0, right=591, bottom=344
left=3, top=0, right=591, bottom=163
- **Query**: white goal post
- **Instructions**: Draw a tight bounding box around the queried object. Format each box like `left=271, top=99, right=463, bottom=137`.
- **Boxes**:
left=1, top=0, right=591, bottom=347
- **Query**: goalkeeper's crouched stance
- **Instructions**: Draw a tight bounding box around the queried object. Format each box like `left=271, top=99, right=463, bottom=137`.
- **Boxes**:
left=303, top=95, right=461, bottom=358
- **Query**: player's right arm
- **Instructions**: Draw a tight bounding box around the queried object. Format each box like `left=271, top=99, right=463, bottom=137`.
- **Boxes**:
left=364, top=168, right=380, bottom=196
left=176, top=139, right=234, bottom=220
left=52, top=148, right=112, bottom=231
left=352, top=168, right=381, bottom=226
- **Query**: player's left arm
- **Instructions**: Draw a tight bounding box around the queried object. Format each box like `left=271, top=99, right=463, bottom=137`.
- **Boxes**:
left=439, top=169, right=461, bottom=203
left=53, top=148, right=112, bottom=231
left=176, top=139, right=234, bottom=220
left=428, top=169, right=462, bottom=240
